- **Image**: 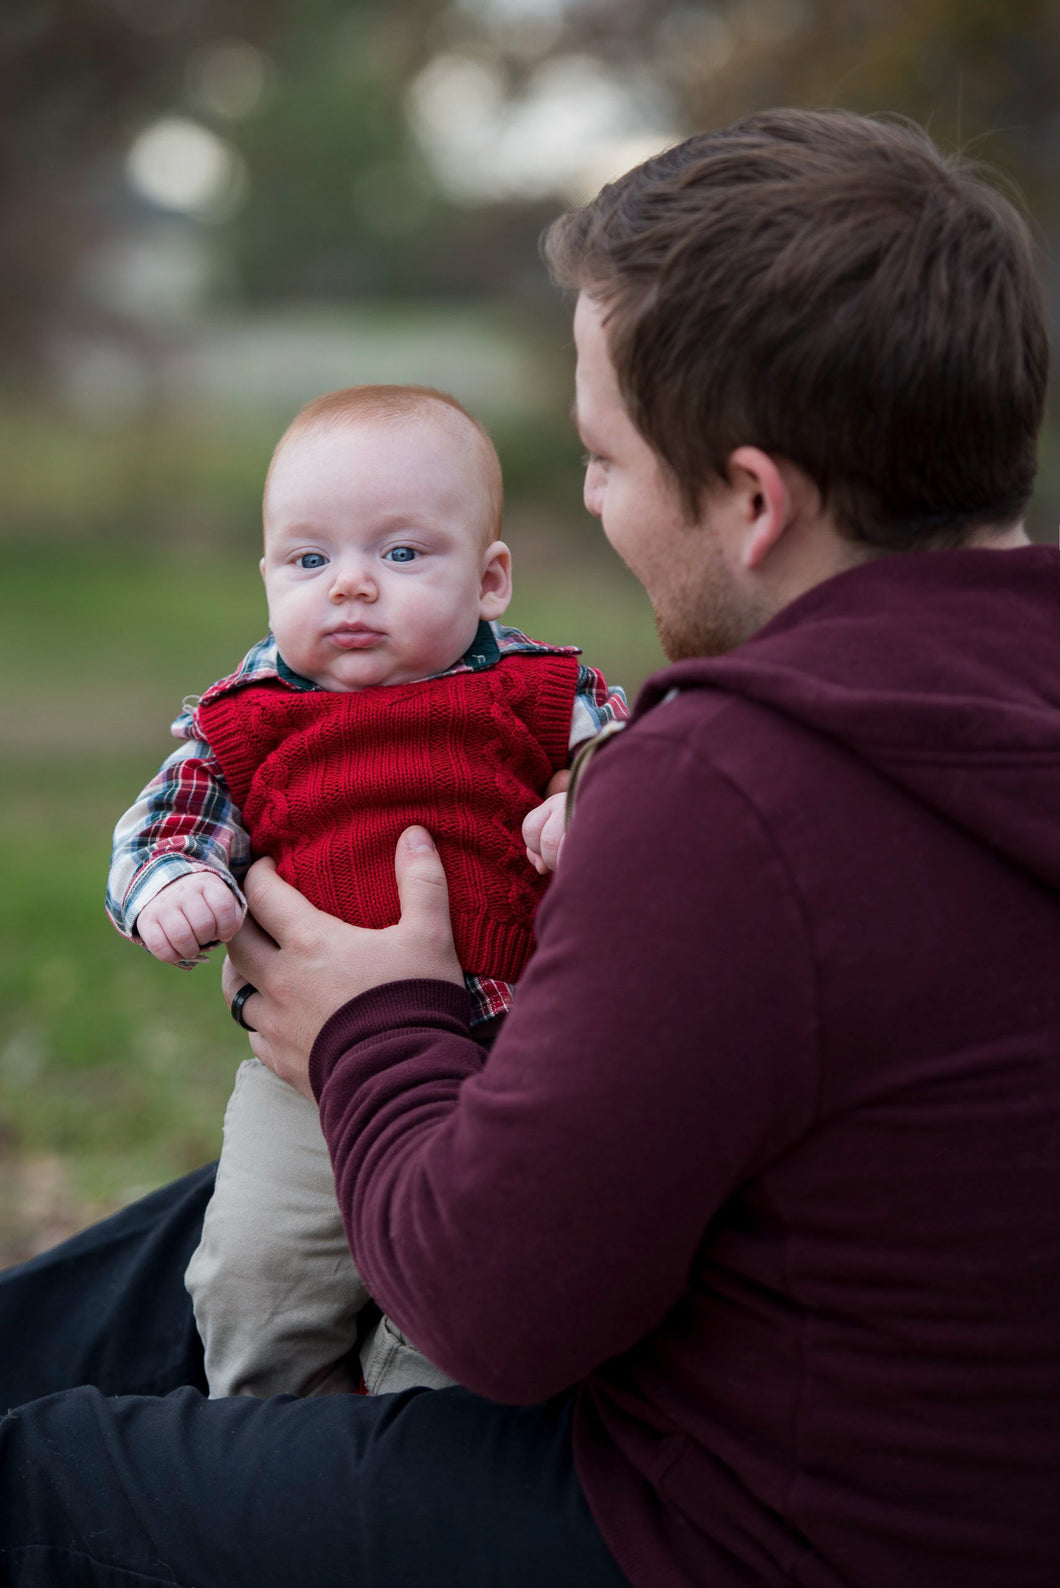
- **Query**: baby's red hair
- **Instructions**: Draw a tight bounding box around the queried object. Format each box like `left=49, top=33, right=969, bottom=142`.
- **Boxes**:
left=264, top=384, right=503, bottom=547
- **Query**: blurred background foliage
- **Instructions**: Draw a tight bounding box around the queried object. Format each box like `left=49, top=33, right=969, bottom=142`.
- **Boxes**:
left=1, top=0, right=1056, bottom=1259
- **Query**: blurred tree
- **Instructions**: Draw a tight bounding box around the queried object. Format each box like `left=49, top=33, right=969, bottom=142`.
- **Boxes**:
left=665, top=0, right=1058, bottom=247
left=0, top=0, right=286, bottom=375
left=220, top=1, right=572, bottom=303
left=2, top=2, right=1055, bottom=380
left=426, top=0, right=1057, bottom=246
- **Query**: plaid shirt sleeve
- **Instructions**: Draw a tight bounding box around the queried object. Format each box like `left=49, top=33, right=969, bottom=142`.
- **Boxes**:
left=568, top=664, right=628, bottom=756
left=105, top=732, right=251, bottom=941
left=106, top=638, right=287, bottom=941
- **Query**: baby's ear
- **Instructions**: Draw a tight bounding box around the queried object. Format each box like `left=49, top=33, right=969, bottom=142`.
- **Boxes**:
left=478, top=540, right=513, bottom=620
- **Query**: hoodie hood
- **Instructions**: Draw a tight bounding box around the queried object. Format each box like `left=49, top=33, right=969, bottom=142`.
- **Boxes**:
left=635, top=546, right=1060, bottom=890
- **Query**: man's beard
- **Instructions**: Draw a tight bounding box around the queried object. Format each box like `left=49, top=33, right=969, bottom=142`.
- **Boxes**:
left=653, top=564, right=770, bottom=661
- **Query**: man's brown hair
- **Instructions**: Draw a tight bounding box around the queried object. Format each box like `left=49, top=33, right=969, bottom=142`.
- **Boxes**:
left=545, top=109, right=1048, bottom=549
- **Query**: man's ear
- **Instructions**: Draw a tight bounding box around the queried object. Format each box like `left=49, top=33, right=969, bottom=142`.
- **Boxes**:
left=478, top=540, right=513, bottom=620
left=725, top=447, right=793, bottom=571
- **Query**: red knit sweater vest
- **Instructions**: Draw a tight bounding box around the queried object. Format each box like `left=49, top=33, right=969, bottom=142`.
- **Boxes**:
left=197, top=655, right=580, bottom=983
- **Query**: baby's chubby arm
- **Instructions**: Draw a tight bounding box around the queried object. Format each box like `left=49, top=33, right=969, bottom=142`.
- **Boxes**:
left=136, top=872, right=246, bottom=967
left=522, top=770, right=571, bottom=875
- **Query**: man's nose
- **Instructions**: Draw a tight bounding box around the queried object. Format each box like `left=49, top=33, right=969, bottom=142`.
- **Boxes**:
left=583, top=462, right=604, bottom=519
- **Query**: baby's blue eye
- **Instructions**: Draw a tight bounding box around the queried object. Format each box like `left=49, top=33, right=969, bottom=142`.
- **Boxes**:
left=296, top=552, right=328, bottom=569
left=385, top=546, right=417, bottom=564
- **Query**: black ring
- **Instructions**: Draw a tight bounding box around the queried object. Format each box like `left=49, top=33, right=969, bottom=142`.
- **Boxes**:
left=230, top=982, right=258, bottom=1032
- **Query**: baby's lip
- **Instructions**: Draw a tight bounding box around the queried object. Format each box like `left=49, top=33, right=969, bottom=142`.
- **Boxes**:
left=326, top=623, right=387, bottom=649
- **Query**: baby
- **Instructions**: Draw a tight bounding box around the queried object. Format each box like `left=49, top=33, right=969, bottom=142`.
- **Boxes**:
left=108, top=384, right=626, bottom=1399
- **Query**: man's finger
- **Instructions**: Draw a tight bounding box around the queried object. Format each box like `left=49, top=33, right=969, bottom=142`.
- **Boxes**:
left=393, top=827, right=457, bottom=942
left=225, top=909, right=281, bottom=985
left=220, top=952, right=244, bottom=1004
left=241, top=856, right=322, bottom=946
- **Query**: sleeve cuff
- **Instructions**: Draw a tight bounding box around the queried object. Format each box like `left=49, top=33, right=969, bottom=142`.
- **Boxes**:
left=309, top=978, right=473, bottom=1099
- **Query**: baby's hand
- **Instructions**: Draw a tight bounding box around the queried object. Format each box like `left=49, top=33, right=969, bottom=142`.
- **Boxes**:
left=523, top=773, right=570, bottom=875
left=136, top=874, right=246, bottom=967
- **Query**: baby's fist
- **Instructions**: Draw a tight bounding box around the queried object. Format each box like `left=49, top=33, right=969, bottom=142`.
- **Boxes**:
left=136, top=873, right=245, bottom=967
left=522, top=790, right=568, bottom=875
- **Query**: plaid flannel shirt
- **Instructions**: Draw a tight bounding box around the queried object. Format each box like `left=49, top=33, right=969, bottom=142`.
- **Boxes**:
left=107, top=621, right=627, bottom=1025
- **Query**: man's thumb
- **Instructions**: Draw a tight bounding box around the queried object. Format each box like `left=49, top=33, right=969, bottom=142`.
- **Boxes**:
left=395, top=827, right=452, bottom=924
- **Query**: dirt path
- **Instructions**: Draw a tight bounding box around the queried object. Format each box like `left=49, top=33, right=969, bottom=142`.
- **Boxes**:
left=0, top=1145, right=111, bottom=1268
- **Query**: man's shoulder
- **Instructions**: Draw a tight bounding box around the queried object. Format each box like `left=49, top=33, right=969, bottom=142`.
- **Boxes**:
left=631, top=546, right=1060, bottom=732
left=614, top=546, right=1060, bottom=891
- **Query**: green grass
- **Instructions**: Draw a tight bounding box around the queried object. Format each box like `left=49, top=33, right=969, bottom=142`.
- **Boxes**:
left=0, top=532, right=661, bottom=1248
left=0, top=761, right=248, bottom=1202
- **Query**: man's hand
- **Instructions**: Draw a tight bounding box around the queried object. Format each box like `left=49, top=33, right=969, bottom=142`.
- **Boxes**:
left=223, top=827, right=463, bottom=1099
left=136, top=873, right=246, bottom=967
left=522, top=769, right=571, bottom=875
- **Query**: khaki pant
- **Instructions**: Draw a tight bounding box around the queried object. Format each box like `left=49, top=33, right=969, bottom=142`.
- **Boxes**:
left=184, top=1057, right=454, bottom=1397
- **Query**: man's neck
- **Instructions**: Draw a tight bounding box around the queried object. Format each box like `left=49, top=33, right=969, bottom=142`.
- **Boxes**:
left=760, top=516, right=1033, bottom=641
left=964, top=522, right=1030, bottom=550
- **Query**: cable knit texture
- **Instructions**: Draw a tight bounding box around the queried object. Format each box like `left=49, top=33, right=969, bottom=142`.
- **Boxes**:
left=198, top=655, right=579, bottom=981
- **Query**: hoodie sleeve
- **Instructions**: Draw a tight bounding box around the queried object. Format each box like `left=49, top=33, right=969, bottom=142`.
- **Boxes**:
left=311, top=714, right=821, bottom=1403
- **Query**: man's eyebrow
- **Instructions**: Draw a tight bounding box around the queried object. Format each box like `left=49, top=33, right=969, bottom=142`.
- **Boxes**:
left=569, top=399, right=589, bottom=445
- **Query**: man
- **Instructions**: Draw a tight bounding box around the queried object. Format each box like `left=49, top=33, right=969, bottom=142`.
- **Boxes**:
left=1, top=110, right=1056, bottom=1588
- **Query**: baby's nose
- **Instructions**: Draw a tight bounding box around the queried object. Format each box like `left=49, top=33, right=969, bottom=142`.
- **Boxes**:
left=329, top=562, right=377, bottom=600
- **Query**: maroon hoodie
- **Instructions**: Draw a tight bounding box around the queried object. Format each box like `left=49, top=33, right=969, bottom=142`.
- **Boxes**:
left=311, top=546, right=1059, bottom=1588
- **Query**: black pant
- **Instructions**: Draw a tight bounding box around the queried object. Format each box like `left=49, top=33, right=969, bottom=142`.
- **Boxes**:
left=0, top=1166, right=629, bottom=1587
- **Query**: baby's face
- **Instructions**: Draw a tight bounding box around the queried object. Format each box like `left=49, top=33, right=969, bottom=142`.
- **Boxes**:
left=261, top=415, right=510, bottom=691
